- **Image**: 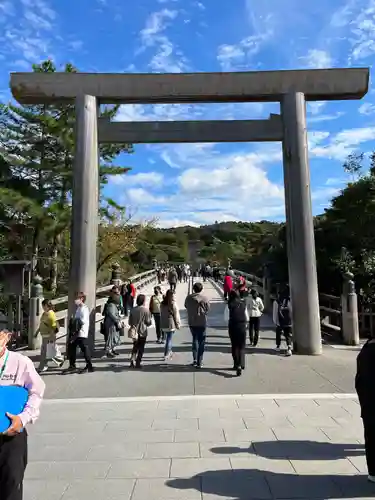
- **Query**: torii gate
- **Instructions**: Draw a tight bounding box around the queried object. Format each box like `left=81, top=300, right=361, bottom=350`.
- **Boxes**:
left=10, top=68, right=369, bottom=355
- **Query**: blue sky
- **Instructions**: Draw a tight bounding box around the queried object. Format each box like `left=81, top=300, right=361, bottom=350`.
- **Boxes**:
left=1, top=0, right=375, bottom=227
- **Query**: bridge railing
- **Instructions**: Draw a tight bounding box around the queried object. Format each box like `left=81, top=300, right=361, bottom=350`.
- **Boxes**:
left=319, top=293, right=342, bottom=335
left=221, top=267, right=360, bottom=346
left=28, top=267, right=158, bottom=350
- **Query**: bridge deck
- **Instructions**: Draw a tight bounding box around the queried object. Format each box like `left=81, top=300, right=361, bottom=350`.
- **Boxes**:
left=26, top=279, right=358, bottom=400
left=24, top=280, right=368, bottom=500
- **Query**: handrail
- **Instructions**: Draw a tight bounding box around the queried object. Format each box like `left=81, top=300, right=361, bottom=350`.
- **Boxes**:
left=53, top=269, right=157, bottom=341
left=51, top=269, right=156, bottom=306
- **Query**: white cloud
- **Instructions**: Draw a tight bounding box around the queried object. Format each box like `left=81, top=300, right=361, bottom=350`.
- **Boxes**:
left=123, top=146, right=286, bottom=227
left=126, top=188, right=167, bottom=206
left=325, top=177, right=347, bottom=186
left=310, top=127, right=375, bottom=161
left=111, top=172, right=164, bottom=187
left=348, top=0, right=375, bottom=62
left=217, top=32, right=271, bottom=71
left=140, top=9, right=177, bottom=43
left=308, top=112, right=345, bottom=123
left=137, top=9, right=188, bottom=73
left=311, top=186, right=342, bottom=202
left=0, top=0, right=56, bottom=65
left=300, top=49, right=333, bottom=69
left=359, top=102, right=375, bottom=115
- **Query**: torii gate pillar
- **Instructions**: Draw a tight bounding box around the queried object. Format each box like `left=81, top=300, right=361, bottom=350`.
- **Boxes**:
left=281, top=92, right=321, bottom=355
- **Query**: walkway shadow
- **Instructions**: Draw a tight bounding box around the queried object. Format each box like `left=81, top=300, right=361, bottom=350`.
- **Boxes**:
left=86, top=362, right=237, bottom=378
left=210, top=440, right=364, bottom=460
left=167, top=469, right=375, bottom=499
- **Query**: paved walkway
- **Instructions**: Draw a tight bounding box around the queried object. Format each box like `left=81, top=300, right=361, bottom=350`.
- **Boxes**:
left=23, top=279, right=372, bottom=499
left=25, top=394, right=370, bottom=500
left=27, top=279, right=359, bottom=399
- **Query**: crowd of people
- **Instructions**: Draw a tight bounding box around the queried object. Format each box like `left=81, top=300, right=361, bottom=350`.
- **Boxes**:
left=3, top=263, right=375, bottom=497
left=34, top=266, right=294, bottom=377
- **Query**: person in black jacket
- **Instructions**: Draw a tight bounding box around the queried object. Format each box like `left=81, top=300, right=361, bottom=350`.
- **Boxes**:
left=355, top=335, right=375, bottom=482
left=227, top=290, right=248, bottom=377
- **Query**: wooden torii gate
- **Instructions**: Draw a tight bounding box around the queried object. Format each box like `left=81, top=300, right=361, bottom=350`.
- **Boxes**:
left=10, top=68, right=369, bottom=354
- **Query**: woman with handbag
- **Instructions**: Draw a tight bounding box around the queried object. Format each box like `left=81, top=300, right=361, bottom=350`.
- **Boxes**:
left=37, top=299, right=64, bottom=373
left=128, top=294, right=152, bottom=368
left=160, top=289, right=181, bottom=361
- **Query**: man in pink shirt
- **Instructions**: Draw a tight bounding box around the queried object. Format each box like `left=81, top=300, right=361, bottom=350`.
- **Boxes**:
left=0, top=330, right=45, bottom=500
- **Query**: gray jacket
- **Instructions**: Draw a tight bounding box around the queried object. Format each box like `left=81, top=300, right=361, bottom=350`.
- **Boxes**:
left=168, top=270, right=178, bottom=284
left=184, top=292, right=210, bottom=327
left=160, top=302, right=181, bottom=331
left=103, top=301, right=121, bottom=334
left=129, top=305, right=152, bottom=337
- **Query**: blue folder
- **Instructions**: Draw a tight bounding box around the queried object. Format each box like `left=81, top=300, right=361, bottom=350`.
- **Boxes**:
left=0, top=385, right=28, bottom=433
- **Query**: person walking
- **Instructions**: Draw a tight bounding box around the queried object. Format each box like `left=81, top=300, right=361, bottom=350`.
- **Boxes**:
left=129, top=294, right=152, bottom=368
left=149, top=286, right=163, bottom=343
left=37, top=299, right=64, bottom=372
left=184, top=282, right=210, bottom=368
left=63, top=292, right=94, bottom=374
left=102, top=290, right=122, bottom=358
left=121, top=280, right=136, bottom=317
left=160, top=289, right=181, bottom=361
left=226, top=290, right=248, bottom=376
left=176, top=265, right=183, bottom=283
left=246, top=289, right=264, bottom=347
left=0, top=330, right=45, bottom=500
left=223, top=272, right=233, bottom=301
left=355, top=334, right=375, bottom=483
left=168, top=267, right=178, bottom=292
left=273, top=287, right=293, bottom=356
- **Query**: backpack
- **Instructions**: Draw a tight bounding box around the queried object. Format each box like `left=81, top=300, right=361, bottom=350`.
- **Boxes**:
left=229, top=300, right=247, bottom=323
left=278, top=299, right=291, bottom=327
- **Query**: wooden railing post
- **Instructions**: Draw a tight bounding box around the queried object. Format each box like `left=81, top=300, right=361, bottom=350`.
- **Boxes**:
left=28, top=275, right=43, bottom=350
left=262, top=265, right=272, bottom=313
left=341, top=271, right=360, bottom=346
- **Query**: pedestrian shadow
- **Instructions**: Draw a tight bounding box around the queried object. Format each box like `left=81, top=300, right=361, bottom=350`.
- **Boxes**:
left=86, top=362, right=237, bottom=378
left=210, top=440, right=364, bottom=460
left=166, top=469, right=375, bottom=499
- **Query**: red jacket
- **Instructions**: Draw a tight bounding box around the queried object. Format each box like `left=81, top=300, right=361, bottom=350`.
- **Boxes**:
left=223, top=275, right=233, bottom=293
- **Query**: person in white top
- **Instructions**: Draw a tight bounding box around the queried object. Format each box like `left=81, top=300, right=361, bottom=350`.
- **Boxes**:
left=63, top=292, right=94, bottom=374
left=246, top=289, right=264, bottom=347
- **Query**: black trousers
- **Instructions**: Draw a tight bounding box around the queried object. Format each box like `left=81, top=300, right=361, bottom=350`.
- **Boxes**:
left=0, top=431, right=27, bottom=500
left=229, top=325, right=246, bottom=369
left=249, top=317, right=261, bottom=346
left=131, top=336, right=147, bottom=365
left=276, top=326, right=292, bottom=347
left=170, top=282, right=176, bottom=292
left=153, top=313, right=162, bottom=340
left=363, top=417, right=375, bottom=476
left=68, top=337, right=93, bottom=369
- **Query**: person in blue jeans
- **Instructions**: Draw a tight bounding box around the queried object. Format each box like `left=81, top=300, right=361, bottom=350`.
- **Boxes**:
left=184, top=282, right=210, bottom=369
left=160, top=289, right=181, bottom=361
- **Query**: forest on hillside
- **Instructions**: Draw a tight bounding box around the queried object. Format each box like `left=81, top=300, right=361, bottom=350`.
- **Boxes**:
left=131, top=152, right=375, bottom=301
left=1, top=60, right=375, bottom=301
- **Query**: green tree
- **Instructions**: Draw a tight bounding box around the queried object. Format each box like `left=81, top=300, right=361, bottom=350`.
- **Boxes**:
left=0, top=59, right=133, bottom=293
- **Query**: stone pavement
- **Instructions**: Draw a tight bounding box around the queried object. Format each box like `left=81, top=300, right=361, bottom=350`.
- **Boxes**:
left=25, top=394, right=372, bottom=500
left=23, top=279, right=373, bottom=499
left=27, top=279, right=359, bottom=399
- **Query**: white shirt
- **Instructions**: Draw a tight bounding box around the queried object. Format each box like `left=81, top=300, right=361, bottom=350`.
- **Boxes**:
left=75, top=304, right=90, bottom=338
left=246, top=296, right=264, bottom=318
